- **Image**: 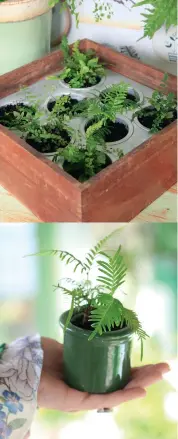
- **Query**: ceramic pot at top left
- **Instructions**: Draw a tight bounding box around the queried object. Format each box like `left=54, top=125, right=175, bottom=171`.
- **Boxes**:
left=0, top=0, right=54, bottom=75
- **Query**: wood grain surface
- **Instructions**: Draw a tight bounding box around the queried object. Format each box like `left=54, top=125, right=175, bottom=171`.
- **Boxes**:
left=0, top=183, right=176, bottom=223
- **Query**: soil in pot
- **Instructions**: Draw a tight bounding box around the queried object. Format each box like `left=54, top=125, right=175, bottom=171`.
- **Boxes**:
left=26, top=127, right=70, bottom=154
left=126, top=90, right=138, bottom=102
left=137, top=106, right=177, bottom=130
left=47, top=96, right=79, bottom=113
left=0, top=103, right=36, bottom=127
left=63, top=75, right=102, bottom=89
left=63, top=153, right=112, bottom=182
left=85, top=119, right=129, bottom=143
left=72, top=308, right=127, bottom=332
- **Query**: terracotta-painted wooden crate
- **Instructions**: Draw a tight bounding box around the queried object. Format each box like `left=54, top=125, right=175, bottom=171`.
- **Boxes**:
left=0, top=39, right=177, bottom=222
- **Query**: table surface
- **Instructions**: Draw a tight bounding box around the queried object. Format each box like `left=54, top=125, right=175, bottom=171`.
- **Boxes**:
left=0, top=183, right=177, bottom=223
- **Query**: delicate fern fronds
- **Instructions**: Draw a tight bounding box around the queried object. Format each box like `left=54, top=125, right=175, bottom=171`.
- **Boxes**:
left=122, top=308, right=148, bottom=360
left=83, top=229, right=121, bottom=274
left=60, top=34, right=70, bottom=62
left=97, top=246, right=127, bottom=295
left=88, top=293, right=124, bottom=340
left=27, top=249, right=86, bottom=273
left=133, top=0, right=177, bottom=39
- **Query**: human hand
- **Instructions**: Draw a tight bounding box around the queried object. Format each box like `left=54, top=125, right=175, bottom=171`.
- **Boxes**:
left=38, top=337, right=170, bottom=412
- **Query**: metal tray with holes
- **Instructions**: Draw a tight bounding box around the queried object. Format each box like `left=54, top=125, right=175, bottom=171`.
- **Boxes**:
left=0, top=69, right=154, bottom=167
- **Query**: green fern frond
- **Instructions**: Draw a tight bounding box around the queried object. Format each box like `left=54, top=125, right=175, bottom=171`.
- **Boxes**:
left=122, top=307, right=149, bottom=360
left=60, top=34, right=70, bottom=62
left=133, top=0, right=177, bottom=39
left=83, top=229, right=121, bottom=273
left=27, top=249, right=86, bottom=273
left=88, top=293, right=124, bottom=340
left=97, top=246, right=127, bottom=295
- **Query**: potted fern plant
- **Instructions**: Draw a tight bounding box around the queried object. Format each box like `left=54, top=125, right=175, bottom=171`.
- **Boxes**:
left=53, top=130, right=119, bottom=182
left=133, top=73, right=177, bottom=133
left=36, top=233, right=148, bottom=394
left=76, top=82, right=138, bottom=144
left=133, top=0, right=177, bottom=63
left=50, top=36, right=106, bottom=91
left=0, top=96, right=72, bottom=160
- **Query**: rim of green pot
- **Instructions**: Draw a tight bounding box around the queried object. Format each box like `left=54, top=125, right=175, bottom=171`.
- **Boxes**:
left=59, top=309, right=134, bottom=342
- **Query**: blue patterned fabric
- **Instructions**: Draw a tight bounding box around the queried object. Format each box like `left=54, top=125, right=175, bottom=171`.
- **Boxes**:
left=0, top=335, right=43, bottom=439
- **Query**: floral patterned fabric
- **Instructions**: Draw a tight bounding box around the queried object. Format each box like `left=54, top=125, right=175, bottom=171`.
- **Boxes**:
left=0, top=335, right=43, bottom=439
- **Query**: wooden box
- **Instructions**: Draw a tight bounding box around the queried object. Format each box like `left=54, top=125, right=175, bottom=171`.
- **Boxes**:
left=0, top=39, right=177, bottom=222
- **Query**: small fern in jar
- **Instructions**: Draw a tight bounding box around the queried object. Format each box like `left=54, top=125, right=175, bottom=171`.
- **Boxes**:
left=33, top=232, right=148, bottom=360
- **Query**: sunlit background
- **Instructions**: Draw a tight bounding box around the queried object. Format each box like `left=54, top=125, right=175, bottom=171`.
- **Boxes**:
left=0, top=223, right=177, bottom=439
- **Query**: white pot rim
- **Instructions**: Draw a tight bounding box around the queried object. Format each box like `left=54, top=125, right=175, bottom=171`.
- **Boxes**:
left=44, top=91, right=86, bottom=113
left=58, top=76, right=106, bottom=92
left=133, top=104, right=153, bottom=132
left=0, top=0, right=51, bottom=23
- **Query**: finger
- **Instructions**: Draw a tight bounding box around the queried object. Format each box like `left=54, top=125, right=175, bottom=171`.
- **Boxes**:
left=131, top=363, right=170, bottom=379
left=81, top=387, right=146, bottom=410
left=126, top=371, right=163, bottom=390
left=152, top=363, right=170, bottom=374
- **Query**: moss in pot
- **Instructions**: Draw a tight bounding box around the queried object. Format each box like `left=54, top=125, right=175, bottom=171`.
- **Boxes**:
left=33, top=232, right=148, bottom=394
left=133, top=73, right=177, bottom=133
left=49, top=36, right=105, bottom=89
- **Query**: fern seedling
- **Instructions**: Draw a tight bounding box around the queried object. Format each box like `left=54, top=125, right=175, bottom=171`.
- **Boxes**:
left=133, top=73, right=177, bottom=133
left=50, top=36, right=106, bottom=89
left=53, top=129, right=113, bottom=182
left=74, top=82, right=140, bottom=140
left=29, top=231, right=148, bottom=360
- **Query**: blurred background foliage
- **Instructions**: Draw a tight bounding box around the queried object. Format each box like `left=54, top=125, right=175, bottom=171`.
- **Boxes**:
left=0, top=223, right=177, bottom=439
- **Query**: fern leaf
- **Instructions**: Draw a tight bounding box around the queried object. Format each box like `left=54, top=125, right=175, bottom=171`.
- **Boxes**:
left=88, top=294, right=123, bottom=340
left=26, top=249, right=86, bottom=273
left=122, top=307, right=148, bottom=360
left=97, top=246, right=127, bottom=295
left=134, top=0, right=177, bottom=39
left=24, top=250, right=60, bottom=258
left=83, top=229, right=121, bottom=273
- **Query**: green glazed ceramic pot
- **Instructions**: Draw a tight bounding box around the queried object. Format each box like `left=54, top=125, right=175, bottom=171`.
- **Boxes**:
left=59, top=309, right=133, bottom=394
left=0, top=0, right=52, bottom=75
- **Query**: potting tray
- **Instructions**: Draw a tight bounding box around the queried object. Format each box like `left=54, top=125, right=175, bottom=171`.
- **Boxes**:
left=0, top=39, right=177, bottom=222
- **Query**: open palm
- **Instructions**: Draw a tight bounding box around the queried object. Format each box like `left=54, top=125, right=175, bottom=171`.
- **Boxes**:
left=38, top=337, right=170, bottom=412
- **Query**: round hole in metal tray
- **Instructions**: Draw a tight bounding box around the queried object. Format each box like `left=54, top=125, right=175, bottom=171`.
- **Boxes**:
left=47, top=95, right=80, bottom=113
left=84, top=115, right=133, bottom=144
left=134, top=105, right=177, bottom=132
left=0, top=102, right=35, bottom=126
left=126, top=88, right=142, bottom=103
left=45, top=92, right=87, bottom=114
left=58, top=75, right=105, bottom=92
left=100, top=86, right=143, bottom=104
